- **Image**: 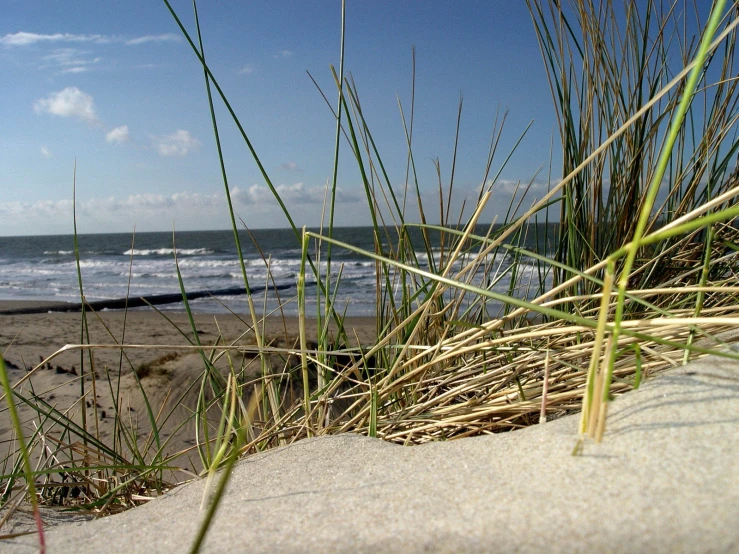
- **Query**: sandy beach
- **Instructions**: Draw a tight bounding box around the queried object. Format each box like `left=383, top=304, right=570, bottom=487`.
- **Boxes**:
left=1, top=301, right=738, bottom=552
left=1, top=350, right=737, bottom=552
left=0, top=301, right=376, bottom=476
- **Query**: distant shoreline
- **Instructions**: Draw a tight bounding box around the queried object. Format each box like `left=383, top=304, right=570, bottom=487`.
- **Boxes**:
left=0, top=299, right=75, bottom=313
left=0, top=300, right=376, bottom=330
left=0, top=281, right=306, bottom=315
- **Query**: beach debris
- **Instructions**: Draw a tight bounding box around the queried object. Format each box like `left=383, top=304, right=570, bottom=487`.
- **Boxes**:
left=3, top=358, right=20, bottom=370
left=54, top=365, right=77, bottom=376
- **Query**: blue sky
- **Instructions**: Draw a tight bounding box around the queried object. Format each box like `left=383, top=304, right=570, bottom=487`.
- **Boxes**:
left=1, top=1, right=560, bottom=236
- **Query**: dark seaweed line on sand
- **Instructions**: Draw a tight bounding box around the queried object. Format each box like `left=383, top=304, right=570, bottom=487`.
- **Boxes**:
left=0, top=282, right=310, bottom=315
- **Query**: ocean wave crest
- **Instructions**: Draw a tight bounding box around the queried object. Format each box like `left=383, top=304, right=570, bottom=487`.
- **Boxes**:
left=122, top=248, right=214, bottom=256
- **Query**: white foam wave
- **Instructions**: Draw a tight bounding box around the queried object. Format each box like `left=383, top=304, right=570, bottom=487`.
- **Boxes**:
left=122, top=248, right=213, bottom=256
left=177, top=258, right=239, bottom=268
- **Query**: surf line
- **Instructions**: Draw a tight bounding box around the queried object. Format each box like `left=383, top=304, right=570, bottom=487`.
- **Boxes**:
left=0, top=282, right=313, bottom=315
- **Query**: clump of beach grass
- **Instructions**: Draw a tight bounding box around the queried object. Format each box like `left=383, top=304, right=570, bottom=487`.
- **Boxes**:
left=2, top=1, right=739, bottom=552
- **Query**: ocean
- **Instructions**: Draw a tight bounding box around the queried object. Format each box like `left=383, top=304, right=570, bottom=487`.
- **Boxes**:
left=0, top=226, right=554, bottom=316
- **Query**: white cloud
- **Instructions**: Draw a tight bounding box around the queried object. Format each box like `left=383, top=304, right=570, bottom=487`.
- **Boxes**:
left=238, top=64, right=254, bottom=75
left=248, top=182, right=307, bottom=204
left=232, top=182, right=358, bottom=206
left=0, top=193, right=221, bottom=221
left=0, top=32, right=112, bottom=46
left=106, top=125, right=130, bottom=144
left=273, top=49, right=293, bottom=58
left=0, top=31, right=180, bottom=47
left=40, top=48, right=102, bottom=73
left=125, top=34, right=181, bottom=46
left=0, top=200, right=75, bottom=229
left=281, top=162, right=302, bottom=172
left=42, top=48, right=100, bottom=66
left=0, top=187, right=364, bottom=234
left=33, top=87, right=99, bottom=124
left=60, top=66, right=89, bottom=74
left=3, top=31, right=179, bottom=77
left=152, top=130, right=201, bottom=157
left=40, top=146, right=52, bottom=158
left=484, top=178, right=550, bottom=196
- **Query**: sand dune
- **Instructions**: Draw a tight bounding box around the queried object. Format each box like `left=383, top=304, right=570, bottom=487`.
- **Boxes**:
left=3, top=352, right=737, bottom=553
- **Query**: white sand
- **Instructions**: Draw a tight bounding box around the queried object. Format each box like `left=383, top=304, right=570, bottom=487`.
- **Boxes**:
left=3, top=353, right=737, bottom=553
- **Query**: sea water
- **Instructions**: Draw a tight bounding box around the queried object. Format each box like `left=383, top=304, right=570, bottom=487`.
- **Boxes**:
left=0, top=226, right=555, bottom=316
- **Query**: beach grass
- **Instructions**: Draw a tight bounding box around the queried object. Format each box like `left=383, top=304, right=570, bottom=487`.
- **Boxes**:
left=2, top=0, right=739, bottom=552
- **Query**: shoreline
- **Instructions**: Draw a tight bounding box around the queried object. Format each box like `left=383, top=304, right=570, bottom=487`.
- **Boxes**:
left=0, top=300, right=376, bottom=342
left=0, top=299, right=77, bottom=312
left=0, top=280, right=308, bottom=314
